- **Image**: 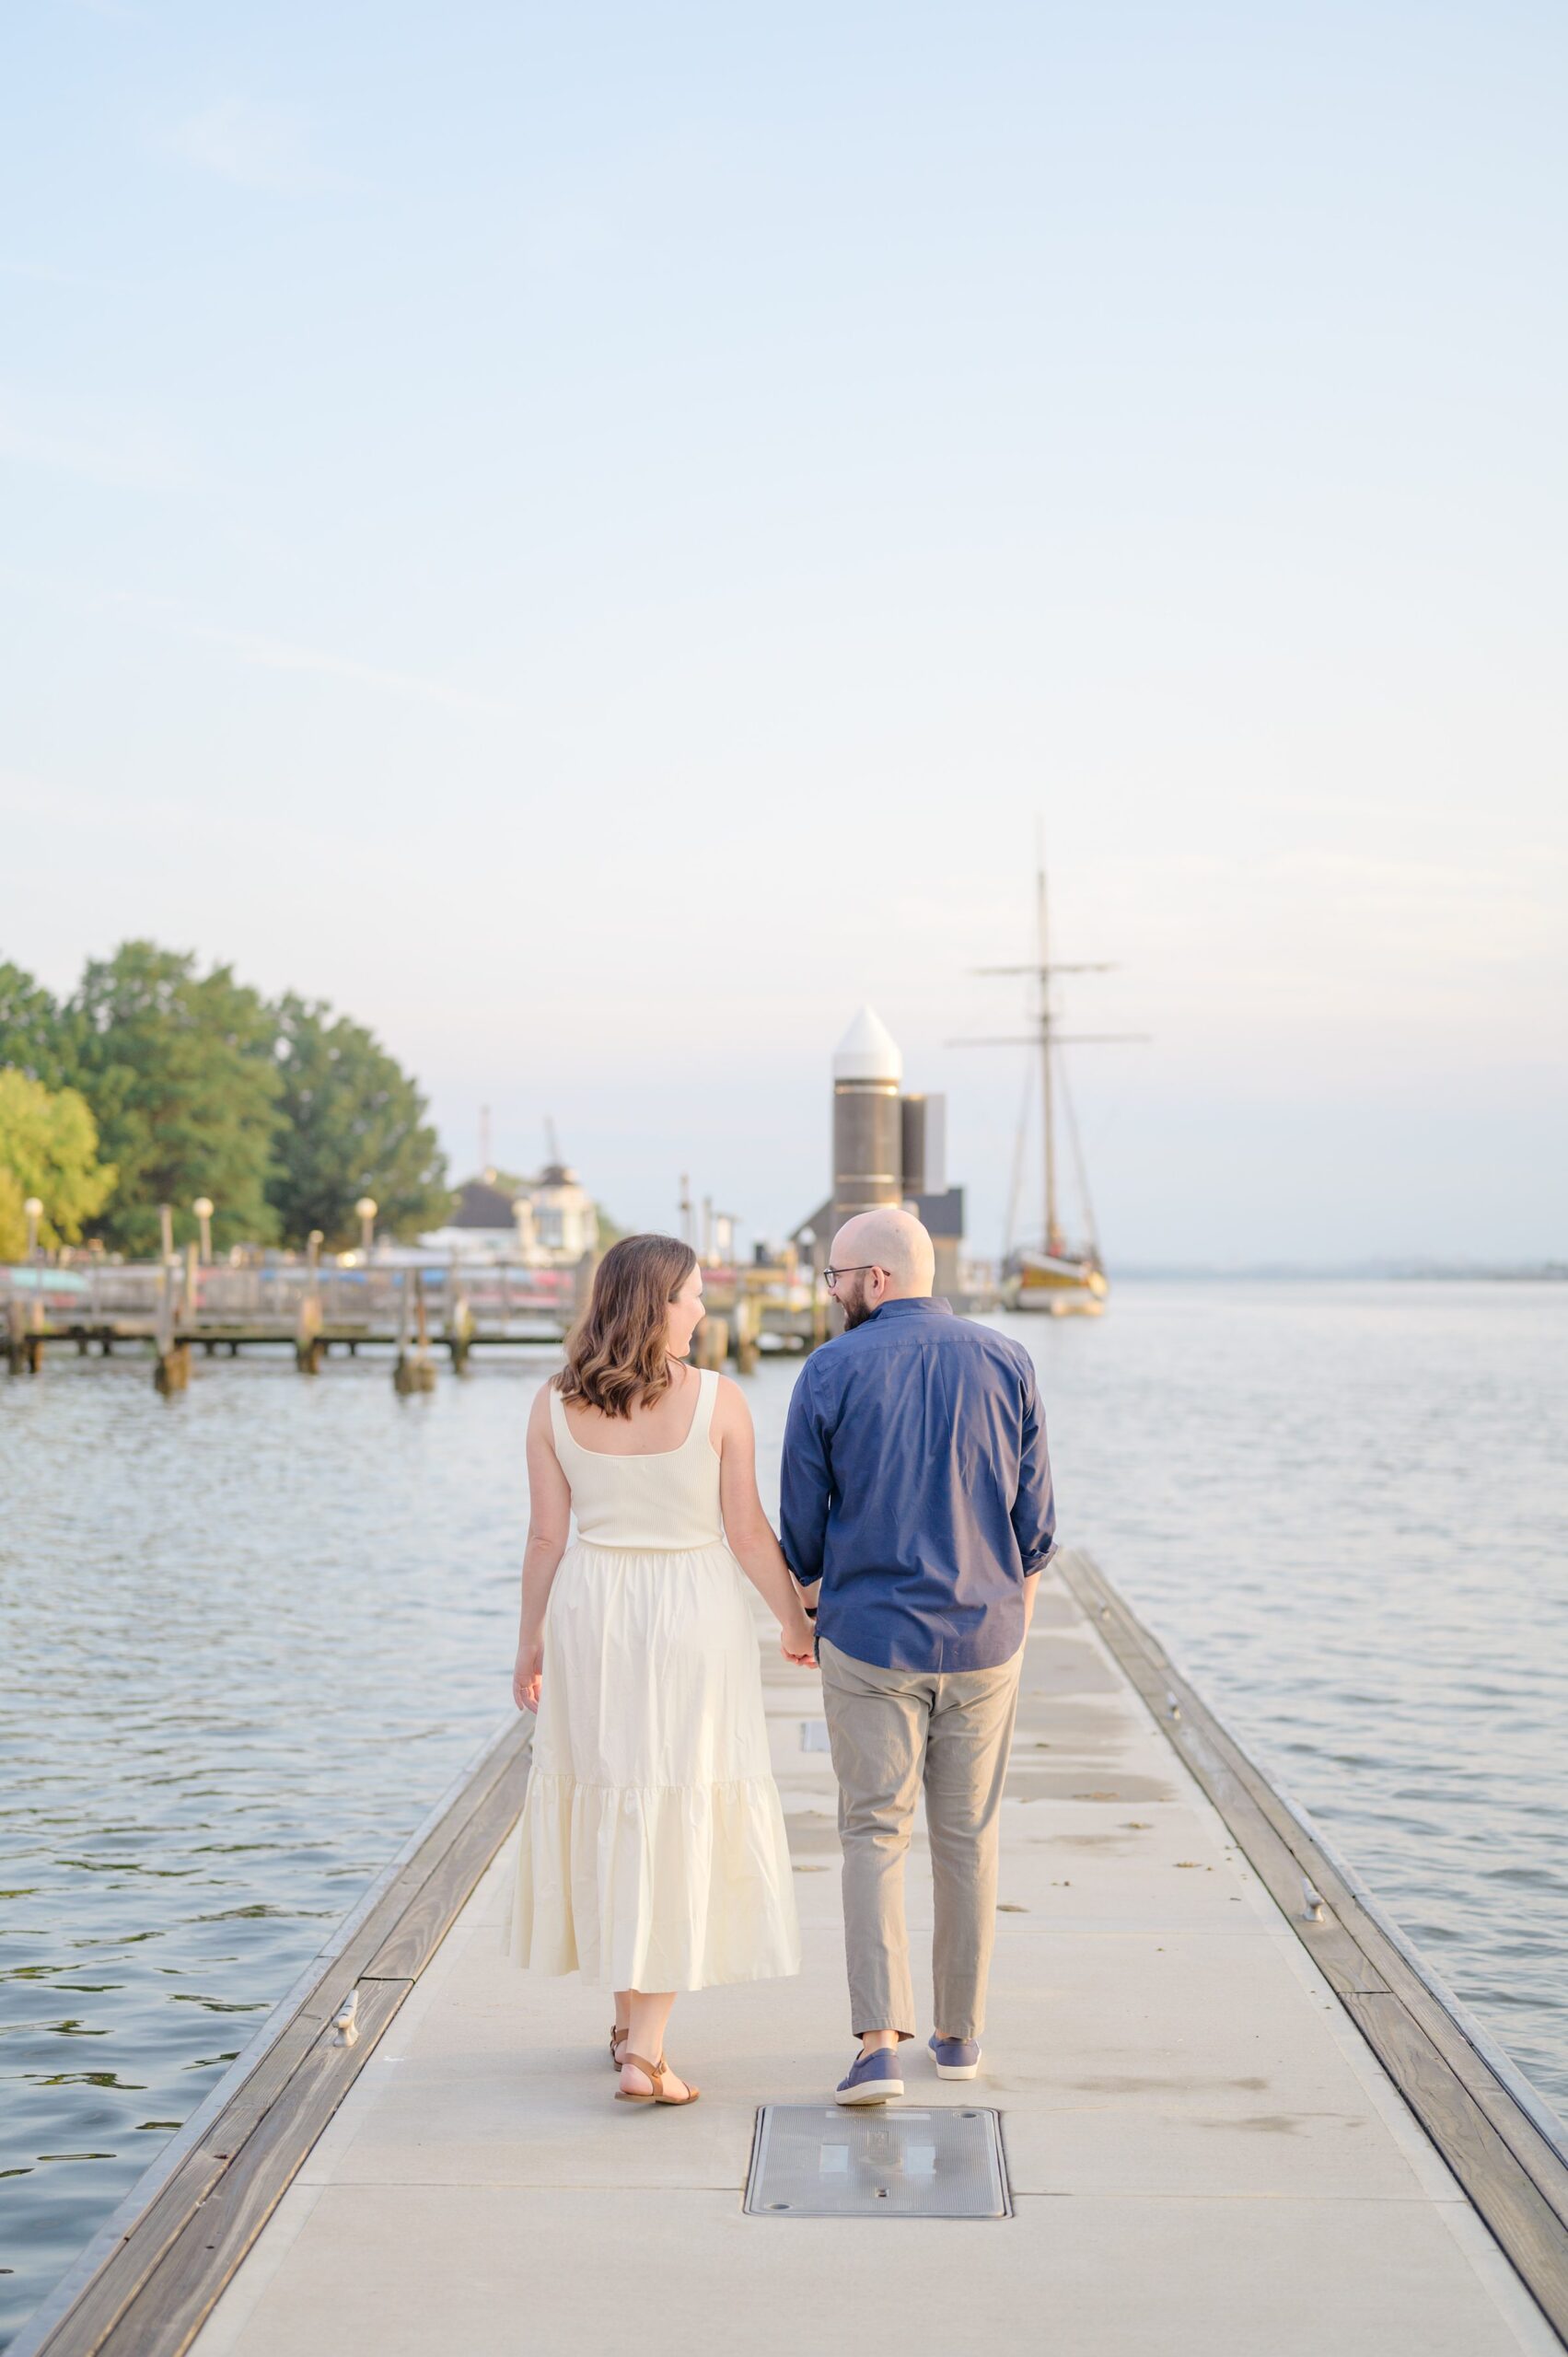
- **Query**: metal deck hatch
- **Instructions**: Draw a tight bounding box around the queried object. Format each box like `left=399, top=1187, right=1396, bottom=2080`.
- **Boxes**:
left=745, top=2106, right=1010, bottom=2218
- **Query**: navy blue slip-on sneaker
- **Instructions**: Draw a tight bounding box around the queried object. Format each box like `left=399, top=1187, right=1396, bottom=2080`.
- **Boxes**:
left=928, top=2034, right=981, bottom=2081
left=835, top=2047, right=904, bottom=2107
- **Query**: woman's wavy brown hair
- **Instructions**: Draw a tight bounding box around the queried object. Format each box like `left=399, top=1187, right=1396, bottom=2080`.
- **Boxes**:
left=555, top=1234, right=699, bottom=1418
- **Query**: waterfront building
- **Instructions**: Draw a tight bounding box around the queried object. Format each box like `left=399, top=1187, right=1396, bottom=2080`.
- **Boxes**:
left=525, top=1162, right=598, bottom=1262
left=419, top=1162, right=598, bottom=1267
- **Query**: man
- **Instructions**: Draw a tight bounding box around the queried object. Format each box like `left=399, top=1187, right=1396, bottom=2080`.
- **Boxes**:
left=781, top=1206, right=1055, bottom=2107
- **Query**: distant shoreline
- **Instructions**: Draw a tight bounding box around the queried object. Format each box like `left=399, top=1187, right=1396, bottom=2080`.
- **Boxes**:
left=1111, top=1262, right=1568, bottom=1283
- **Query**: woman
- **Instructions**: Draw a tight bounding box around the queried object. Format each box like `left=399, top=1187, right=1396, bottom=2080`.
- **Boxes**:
left=505, top=1234, right=816, bottom=2107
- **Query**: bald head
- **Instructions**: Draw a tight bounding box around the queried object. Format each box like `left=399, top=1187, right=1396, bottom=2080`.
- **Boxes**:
left=830, top=1208, right=935, bottom=1299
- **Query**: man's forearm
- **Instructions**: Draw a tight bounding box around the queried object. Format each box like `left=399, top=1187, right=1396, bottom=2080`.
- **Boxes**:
left=778, top=1494, right=828, bottom=1599
left=1022, top=1571, right=1040, bottom=1632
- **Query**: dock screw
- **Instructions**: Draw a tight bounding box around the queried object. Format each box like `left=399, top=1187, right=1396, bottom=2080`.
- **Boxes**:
left=1165, top=1691, right=1181, bottom=1721
left=331, top=1989, right=360, bottom=2047
left=1301, top=1878, right=1326, bottom=1923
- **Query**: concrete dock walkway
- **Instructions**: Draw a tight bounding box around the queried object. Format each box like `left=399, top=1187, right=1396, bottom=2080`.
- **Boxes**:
left=187, top=1562, right=1558, bottom=2357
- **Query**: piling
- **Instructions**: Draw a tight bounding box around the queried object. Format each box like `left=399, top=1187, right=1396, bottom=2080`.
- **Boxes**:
left=393, top=1269, right=437, bottom=1395
left=447, top=1262, right=474, bottom=1373
left=152, top=1265, right=190, bottom=1395
left=295, top=1328, right=325, bottom=1376
left=732, top=1290, right=761, bottom=1376
left=8, top=1330, right=38, bottom=1374
left=296, top=1235, right=325, bottom=1374
left=7, top=1295, right=45, bottom=1375
left=693, top=1314, right=730, bottom=1370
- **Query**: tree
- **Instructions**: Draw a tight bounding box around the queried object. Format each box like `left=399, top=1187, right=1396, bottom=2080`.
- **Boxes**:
left=66, top=942, right=283, bottom=1255
left=0, top=960, right=68, bottom=1087
left=0, top=1070, right=117, bottom=1259
left=267, top=994, right=451, bottom=1248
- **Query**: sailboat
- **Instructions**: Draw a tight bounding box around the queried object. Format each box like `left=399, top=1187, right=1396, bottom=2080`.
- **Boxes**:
left=953, top=863, right=1143, bottom=1317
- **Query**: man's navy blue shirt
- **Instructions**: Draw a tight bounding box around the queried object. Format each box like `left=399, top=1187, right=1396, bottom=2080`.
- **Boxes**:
left=779, top=1296, right=1056, bottom=1674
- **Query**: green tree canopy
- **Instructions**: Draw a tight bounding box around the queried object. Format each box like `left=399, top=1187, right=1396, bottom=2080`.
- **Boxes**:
left=0, top=1070, right=117, bottom=1259
left=66, top=942, right=283, bottom=1255
left=0, top=960, right=68, bottom=1087
left=267, top=994, right=451, bottom=1248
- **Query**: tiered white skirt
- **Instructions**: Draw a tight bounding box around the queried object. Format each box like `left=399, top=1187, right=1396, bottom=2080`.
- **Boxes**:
left=504, top=1539, right=801, bottom=1991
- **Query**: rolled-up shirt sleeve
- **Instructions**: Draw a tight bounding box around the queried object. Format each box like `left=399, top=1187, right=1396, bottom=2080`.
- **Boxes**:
left=1012, top=1359, right=1057, bottom=1574
left=780, top=1363, right=832, bottom=1585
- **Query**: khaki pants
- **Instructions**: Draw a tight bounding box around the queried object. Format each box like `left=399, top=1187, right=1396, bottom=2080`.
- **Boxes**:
left=819, top=1636, right=1024, bottom=2043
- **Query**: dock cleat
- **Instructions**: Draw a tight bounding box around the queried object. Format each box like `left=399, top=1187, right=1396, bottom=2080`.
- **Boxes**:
left=928, top=2034, right=981, bottom=2081
left=835, top=2047, right=904, bottom=2106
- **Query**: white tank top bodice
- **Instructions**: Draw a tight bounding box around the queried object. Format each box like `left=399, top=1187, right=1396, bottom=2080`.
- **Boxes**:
left=550, top=1366, right=725, bottom=1550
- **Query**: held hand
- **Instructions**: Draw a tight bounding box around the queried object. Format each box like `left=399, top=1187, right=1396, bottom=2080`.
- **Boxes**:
left=513, top=1639, right=543, bottom=1713
left=779, top=1612, right=818, bottom=1669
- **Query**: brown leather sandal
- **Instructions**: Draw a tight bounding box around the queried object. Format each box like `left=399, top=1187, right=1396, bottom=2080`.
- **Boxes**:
left=613, top=2049, right=701, bottom=2107
left=610, top=2023, right=629, bottom=2070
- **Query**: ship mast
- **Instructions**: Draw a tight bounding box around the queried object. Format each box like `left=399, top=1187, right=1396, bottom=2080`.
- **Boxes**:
left=952, top=856, right=1143, bottom=1264
left=1036, top=863, right=1063, bottom=1258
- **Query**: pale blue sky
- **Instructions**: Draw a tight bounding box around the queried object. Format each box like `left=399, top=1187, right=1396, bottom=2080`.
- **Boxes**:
left=4, top=0, right=1564, bottom=1262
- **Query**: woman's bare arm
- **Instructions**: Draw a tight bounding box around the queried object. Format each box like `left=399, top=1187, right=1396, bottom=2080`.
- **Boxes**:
left=513, top=1384, right=573, bottom=1711
left=714, top=1377, right=817, bottom=1666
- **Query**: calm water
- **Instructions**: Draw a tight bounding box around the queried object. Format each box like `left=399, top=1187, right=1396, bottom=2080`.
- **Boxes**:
left=2, top=1280, right=1565, bottom=2343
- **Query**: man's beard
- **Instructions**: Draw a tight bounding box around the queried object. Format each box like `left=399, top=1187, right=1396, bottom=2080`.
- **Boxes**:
left=839, top=1282, right=873, bottom=1329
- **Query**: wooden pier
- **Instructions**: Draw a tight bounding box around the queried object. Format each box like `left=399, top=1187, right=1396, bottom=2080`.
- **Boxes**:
left=1, top=1260, right=827, bottom=1388
left=11, top=1550, right=1566, bottom=2357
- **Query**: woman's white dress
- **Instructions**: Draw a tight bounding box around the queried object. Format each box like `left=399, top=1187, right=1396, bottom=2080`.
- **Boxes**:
left=504, top=1366, right=800, bottom=1991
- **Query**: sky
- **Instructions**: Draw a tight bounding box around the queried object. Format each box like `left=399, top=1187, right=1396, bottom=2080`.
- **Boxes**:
left=3, top=0, right=1565, bottom=1265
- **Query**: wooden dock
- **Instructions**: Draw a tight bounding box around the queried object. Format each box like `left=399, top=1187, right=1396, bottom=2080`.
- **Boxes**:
left=1, top=1260, right=827, bottom=1387
left=11, top=1550, right=1566, bottom=2357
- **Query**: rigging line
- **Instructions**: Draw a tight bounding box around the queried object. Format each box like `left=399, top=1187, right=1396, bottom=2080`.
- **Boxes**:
left=1059, top=1051, right=1100, bottom=1259
left=1002, top=1048, right=1034, bottom=1263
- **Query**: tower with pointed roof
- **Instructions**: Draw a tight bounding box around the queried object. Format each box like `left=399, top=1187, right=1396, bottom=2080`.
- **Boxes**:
left=830, top=1004, right=906, bottom=1242
left=791, top=1007, right=966, bottom=1295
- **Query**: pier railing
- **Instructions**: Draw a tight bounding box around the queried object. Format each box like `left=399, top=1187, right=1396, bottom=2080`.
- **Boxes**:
left=0, top=1260, right=577, bottom=1329
left=1, top=1258, right=827, bottom=1381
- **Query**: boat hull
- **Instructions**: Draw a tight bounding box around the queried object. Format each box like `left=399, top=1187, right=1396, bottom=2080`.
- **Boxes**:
left=1004, top=1252, right=1109, bottom=1318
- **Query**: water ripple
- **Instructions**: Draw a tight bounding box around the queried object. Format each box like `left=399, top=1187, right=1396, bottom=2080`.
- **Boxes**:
left=1, top=1354, right=533, bottom=2347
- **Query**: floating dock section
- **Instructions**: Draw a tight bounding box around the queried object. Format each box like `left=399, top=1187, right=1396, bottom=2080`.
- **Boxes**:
left=14, top=1552, right=1568, bottom=2357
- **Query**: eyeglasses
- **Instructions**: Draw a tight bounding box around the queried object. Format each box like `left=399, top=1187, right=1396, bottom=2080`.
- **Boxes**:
left=823, top=1263, right=884, bottom=1291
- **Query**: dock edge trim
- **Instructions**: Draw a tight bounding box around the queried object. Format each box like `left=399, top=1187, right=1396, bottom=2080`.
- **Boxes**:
left=1058, top=1547, right=1568, bottom=2351
left=8, top=1713, right=533, bottom=2357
